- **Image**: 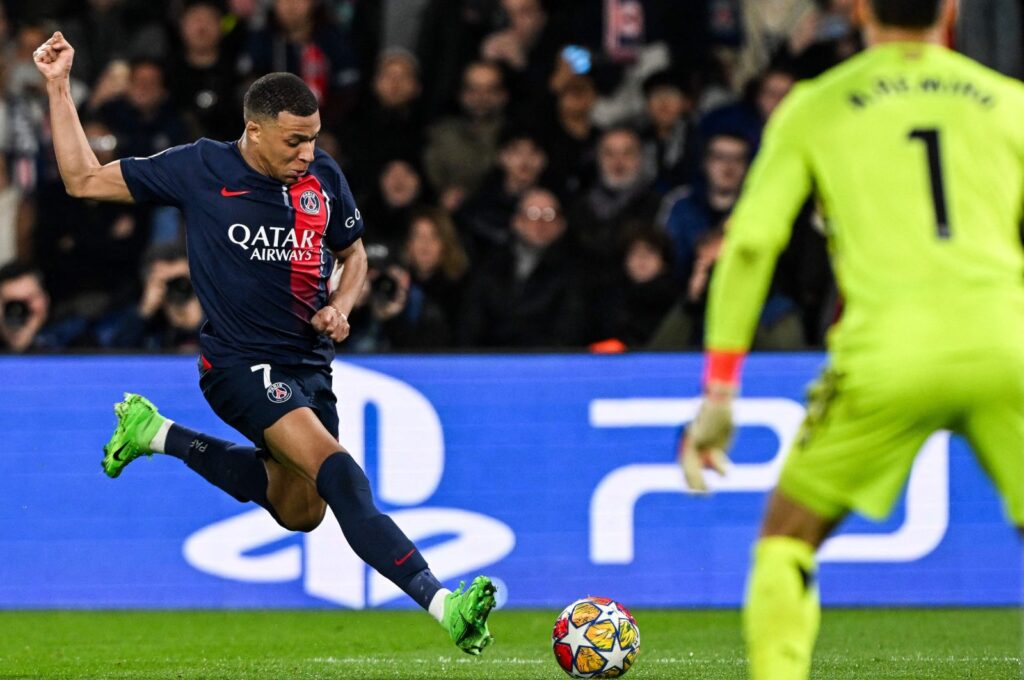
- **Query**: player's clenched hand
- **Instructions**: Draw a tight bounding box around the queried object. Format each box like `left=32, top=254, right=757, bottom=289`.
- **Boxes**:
left=677, top=382, right=735, bottom=492
left=33, top=32, right=75, bottom=83
left=312, top=305, right=350, bottom=342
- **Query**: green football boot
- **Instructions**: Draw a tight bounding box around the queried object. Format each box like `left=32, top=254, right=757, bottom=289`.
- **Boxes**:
left=442, top=576, right=497, bottom=655
left=102, top=393, right=165, bottom=478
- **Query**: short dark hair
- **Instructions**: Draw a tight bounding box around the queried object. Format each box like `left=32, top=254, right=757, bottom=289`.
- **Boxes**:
left=642, top=69, right=692, bottom=100
left=498, top=124, right=544, bottom=150
left=0, top=261, right=43, bottom=287
left=869, top=0, right=943, bottom=28
left=243, top=73, right=318, bottom=122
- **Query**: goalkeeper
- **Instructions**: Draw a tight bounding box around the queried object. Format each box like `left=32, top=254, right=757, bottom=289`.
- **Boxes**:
left=679, top=1, right=1024, bottom=679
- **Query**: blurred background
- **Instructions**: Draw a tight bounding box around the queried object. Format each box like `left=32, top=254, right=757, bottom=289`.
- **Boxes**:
left=2, top=0, right=1019, bottom=357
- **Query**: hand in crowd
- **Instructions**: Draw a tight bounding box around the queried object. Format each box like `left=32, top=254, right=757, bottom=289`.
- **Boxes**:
left=87, top=60, right=130, bottom=111
left=481, top=30, right=527, bottom=70
left=139, top=259, right=191, bottom=319
left=370, top=265, right=411, bottom=322
left=687, top=232, right=724, bottom=303
left=0, top=277, right=48, bottom=353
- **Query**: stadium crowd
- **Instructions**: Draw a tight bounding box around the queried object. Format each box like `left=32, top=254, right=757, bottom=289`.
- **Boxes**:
left=0, top=0, right=1020, bottom=353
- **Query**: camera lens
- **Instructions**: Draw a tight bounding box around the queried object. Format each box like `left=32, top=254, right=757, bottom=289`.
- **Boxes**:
left=164, top=276, right=194, bottom=305
left=371, top=273, right=400, bottom=304
left=3, top=300, right=30, bottom=330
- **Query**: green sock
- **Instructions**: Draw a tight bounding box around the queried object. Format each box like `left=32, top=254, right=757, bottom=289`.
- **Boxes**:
left=743, top=536, right=821, bottom=680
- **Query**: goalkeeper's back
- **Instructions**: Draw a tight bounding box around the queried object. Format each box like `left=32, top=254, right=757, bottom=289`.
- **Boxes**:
left=715, top=42, right=1024, bottom=359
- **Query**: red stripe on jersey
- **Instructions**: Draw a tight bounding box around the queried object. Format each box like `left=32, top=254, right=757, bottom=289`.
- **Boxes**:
left=287, top=176, right=328, bottom=314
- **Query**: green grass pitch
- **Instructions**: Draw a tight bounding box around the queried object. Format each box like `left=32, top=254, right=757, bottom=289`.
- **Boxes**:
left=0, top=609, right=1019, bottom=679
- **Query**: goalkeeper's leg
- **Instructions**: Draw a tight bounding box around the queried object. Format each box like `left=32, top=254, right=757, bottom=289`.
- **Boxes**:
left=743, top=491, right=841, bottom=680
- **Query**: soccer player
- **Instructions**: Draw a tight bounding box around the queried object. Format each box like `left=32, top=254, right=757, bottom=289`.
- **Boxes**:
left=33, top=32, right=496, bottom=654
left=678, top=1, right=1024, bottom=679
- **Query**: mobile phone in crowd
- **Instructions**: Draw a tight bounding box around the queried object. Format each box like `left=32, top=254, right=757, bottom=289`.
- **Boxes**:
left=561, top=45, right=591, bottom=75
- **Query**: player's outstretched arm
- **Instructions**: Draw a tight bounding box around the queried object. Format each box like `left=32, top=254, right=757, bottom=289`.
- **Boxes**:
left=34, top=31, right=133, bottom=203
left=312, top=239, right=368, bottom=343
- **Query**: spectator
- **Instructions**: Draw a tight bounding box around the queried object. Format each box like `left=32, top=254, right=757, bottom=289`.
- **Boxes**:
left=789, top=0, right=862, bottom=79
left=350, top=0, right=433, bottom=83
left=460, top=187, right=587, bottom=348
left=647, top=225, right=724, bottom=349
left=0, top=261, right=89, bottom=352
left=957, top=0, right=1024, bottom=80
left=457, top=126, right=548, bottom=256
left=539, top=68, right=600, bottom=198
left=95, top=58, right=189, bottom=158
left=650, top=218, right=807, bottom=350
left=61, top=0, right=168, bottom=86
left=167, top=0, right=244, bottom=141
left=423, top=60, right=508, bottom=212
left=244, top=0, right=361, bottom=127
left=403, top=206, right=469, bottom=341
left=84, top=59, right=130, bottom=114
left=0, top=9, right=16, bottom=265
left=359, top=157, right=430, bottom=253
left=94, top=58, right=189, bottom=244
left=545, top=0, right=673, bottom=127
left=733, top=0, right=814, bottom=90
left=602, top=225, right=677, bottom=347
left=415, top=0, right=503, bottom=120
left=33, top=119, right=150, bottom=313
left=659, top=131, right=750, bottom=281
left=341, top=243, right=452, bottom=352
left=480, top=0, right=560, bottom=119
left=6, top=23, right=81, bottom=259
left=0, top=261, right=50, bottom=352
left=696, top=63, right=795, bottom=153
left=569, top=126, right=659, bottom=267
left=639, top=68, right=697, bottom=194
left=343, top=49, right=425, bottom=197
left=108, top=244, right=203, bottom=351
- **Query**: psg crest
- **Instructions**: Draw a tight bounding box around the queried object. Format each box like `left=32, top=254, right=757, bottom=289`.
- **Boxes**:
left=298, top=190, right=321, bottom=215
left=266, top=382, right=293, bottom=404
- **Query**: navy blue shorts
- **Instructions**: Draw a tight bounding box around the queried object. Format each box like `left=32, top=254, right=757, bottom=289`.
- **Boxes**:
left=199, top=359, right=339, bottom=449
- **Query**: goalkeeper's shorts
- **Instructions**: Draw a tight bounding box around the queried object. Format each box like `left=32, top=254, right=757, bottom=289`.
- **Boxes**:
left=777, top=350, right=1024, bottom=525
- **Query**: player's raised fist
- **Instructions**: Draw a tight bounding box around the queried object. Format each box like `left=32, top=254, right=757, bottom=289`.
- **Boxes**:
left=311, top=305, right=351, bottom=343
left=33, top=31, right=75, bottom=82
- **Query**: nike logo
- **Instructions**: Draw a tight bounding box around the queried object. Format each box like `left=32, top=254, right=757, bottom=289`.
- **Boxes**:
left=111, top=443, right=129, bottom=462
left=394, top=549, right=416, bottom=566
left=221, top=187, right=250, bottom=197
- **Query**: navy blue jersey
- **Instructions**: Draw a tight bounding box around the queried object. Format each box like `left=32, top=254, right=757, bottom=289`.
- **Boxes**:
left=120, top=139, right=365, bottom=368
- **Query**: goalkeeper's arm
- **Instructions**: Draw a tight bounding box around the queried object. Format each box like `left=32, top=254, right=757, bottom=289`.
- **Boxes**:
left=678, top=86, right=813, bottom=490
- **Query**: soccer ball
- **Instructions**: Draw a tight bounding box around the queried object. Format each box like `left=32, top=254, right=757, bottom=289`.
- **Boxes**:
left=551, top=597, right=640, bottom=678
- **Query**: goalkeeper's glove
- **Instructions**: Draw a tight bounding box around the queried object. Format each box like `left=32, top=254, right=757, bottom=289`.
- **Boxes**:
left=677, top=351, right=745, bottom=492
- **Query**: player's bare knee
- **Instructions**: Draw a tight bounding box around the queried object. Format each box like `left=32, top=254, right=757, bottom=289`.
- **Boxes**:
left=760, top=490, right=839, bottom=548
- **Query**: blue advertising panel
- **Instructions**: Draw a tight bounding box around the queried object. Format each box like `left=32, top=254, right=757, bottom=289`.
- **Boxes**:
left=0, top=354, right=1019, bottom=609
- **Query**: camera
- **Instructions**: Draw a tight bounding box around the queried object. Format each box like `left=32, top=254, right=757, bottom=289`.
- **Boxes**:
left=2, top=300, right=29, bottom=330
left=364, top=244, right=402, bottom=306
left=164, top=276, right=194, bottom=305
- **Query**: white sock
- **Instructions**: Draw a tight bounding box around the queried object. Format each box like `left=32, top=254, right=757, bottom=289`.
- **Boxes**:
left=428, top=588, right=452, bottom=624
left=148, top=418, right=174, bottom=453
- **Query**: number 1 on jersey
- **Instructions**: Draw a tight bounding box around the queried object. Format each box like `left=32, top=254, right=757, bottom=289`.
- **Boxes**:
left=909, top=128, right=951, bottom=239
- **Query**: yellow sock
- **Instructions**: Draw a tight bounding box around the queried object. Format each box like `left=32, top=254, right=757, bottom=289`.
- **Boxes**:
left=743, top=536, right=821, bottom=680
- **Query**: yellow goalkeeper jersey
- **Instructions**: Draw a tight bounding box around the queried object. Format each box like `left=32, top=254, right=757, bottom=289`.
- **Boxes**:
left=706, top=42, right=1024, bottom=360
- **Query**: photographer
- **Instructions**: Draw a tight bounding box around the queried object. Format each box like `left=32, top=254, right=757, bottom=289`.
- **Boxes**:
left=0, top=262, right=51, bottom=353
left=108, top=244, right=203, bottom=351
left=342, top=244, right=451, bottom=352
